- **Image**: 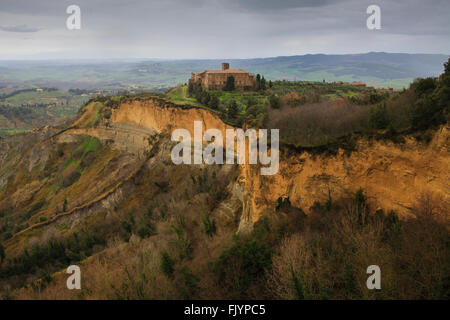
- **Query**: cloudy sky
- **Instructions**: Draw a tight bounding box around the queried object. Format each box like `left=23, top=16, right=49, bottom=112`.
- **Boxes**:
left=0, top=0, right=449, bottom=60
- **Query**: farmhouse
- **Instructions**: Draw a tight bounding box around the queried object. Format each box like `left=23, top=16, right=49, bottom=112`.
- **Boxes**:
left=190, top=62, right=254, bottom=91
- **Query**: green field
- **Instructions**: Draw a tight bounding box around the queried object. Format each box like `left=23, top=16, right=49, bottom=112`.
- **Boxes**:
left=0, top=89, right=89, bottom=137
left=3, top=90, right=86, bottom=109
left=166, top=86, right=203, bottom=107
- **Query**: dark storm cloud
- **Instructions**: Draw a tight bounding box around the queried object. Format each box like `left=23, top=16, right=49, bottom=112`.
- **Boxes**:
left=0, top=0, right=63, bottom=15
left=0, top=0, right=208, bottom=15
left=0, top=24, right=41, bottom=32
left=0, top=0, right=448, bottom=59
left=226, top=0, right=343, bottom=12
left=0, top=0, right=447, bottom=35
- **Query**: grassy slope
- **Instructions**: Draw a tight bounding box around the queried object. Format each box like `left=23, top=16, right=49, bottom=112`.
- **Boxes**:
left=166, top=86, right=203, bottom=107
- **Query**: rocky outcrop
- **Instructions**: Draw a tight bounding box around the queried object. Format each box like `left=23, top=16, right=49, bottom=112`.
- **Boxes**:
left=61, top=122, right=157, bottom=159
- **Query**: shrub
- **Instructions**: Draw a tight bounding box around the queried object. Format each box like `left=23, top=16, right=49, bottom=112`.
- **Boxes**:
left=228, top=100, right=239, bottom=119
left=369, top=103, right=389, bottom=129
left=224, top=76, right=235, bottom=91
left=276, top=197, right=291, bottom=211
left=269, top=95, right=281, bottom=109
left=137, top=225, right=153, bottom=239
left=214, top=238, right=272, bottom=298
left=0, top=243, right=4, bottom=264
left=208, top=95, right=219, bottom=109
left=103, top=108, right=112, bottom=119
left=282, top=92, right=304, bottom=107
left=202, top=215, right=216, bottom=237
left=160, top=251, right=175, bottom=277
left=179, top=266, right=200, bottom=299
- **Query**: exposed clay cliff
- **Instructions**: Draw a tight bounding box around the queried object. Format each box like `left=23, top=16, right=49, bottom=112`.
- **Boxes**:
left=1, top=97, right=448, bottom=249
left=87, top=99, right=449, bottom=226
left=240, top=126, right=449, bottom=225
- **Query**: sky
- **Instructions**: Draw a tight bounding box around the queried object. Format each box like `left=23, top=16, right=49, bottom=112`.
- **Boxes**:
left=0, top=0, right=449, bottom=60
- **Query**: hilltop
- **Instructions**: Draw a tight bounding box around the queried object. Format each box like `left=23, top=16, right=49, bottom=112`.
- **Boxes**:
left=1, top=52, right=447, bottom=138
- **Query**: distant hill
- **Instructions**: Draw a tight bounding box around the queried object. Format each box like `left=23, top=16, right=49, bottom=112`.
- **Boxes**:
left=226, top=52, right=448, bottom=88
left=0, top=52, right=447, bottom=90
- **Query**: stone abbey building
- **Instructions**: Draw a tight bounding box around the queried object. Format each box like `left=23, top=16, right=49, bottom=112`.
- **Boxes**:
left=190, top=63, right=254, bottom=91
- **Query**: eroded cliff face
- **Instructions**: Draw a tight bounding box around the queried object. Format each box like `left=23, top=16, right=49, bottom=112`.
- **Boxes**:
left=96, top=99, right=449, bottom=227
left=1, top=98, right=448, bottom=256
left=110, top=100, right=233, bottom=138
left=240, top=126, right=449, bottom=225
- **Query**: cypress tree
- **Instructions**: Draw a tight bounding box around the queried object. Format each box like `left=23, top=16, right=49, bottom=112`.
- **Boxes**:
left=225, top=76, right=235, bottom=91
left=255, top=74, right=261, bottom=90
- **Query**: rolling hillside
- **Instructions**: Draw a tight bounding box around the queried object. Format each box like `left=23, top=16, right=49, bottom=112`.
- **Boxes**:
left=0, top=53, right=447, bottom=91
left=0, top=88, right=89, bottom=138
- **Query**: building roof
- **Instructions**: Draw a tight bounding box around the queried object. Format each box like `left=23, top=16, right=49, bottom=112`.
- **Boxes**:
left=206, top=69, right=249, bottom=74
left=195, top=69, right=250, bottom=76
